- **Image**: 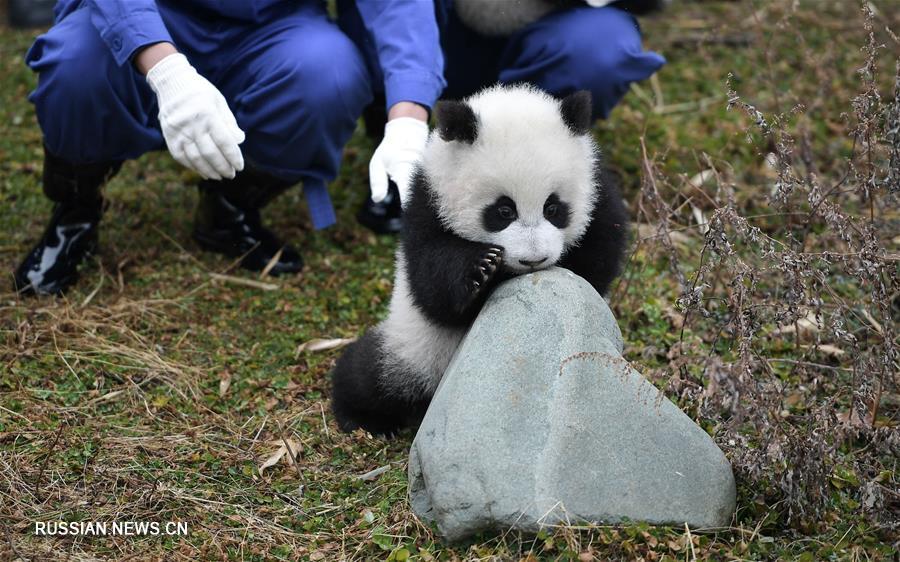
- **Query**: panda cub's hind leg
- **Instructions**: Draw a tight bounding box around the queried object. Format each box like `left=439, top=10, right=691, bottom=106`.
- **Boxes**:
left=330, top=329, right=430, bottom=436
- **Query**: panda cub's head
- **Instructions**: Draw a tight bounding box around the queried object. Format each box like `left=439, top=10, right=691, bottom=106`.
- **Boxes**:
left=423, top=85, right=598, bottom=274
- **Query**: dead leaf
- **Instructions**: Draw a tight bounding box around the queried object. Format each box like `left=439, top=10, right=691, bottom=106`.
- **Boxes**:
left=210, top=272, right=278, bottom=291
left=801, top=344, right=845, bottom=357
left=636, top=223, right=693, bottom=247
left=664, top=306, right=685, bottom=330
left=258, top=446, right=286, bottom=476
left=687, top=169, right=715, bottom=189
left=860, top=308, right=884, bottom=335
left=769, top=312, right=822, bottom=340
left=92, top=390, right=125, bottom=403
left=295, top=337, right=355, bottom=358
left=358, top=465, right=390, bottom=481
left=691, top=204, right=709, bottom=235
left=218, top=371, right=231, bottom=397
left=258, top=438, right=302, bottom=476
left=837, top=408, right=874, bottom=428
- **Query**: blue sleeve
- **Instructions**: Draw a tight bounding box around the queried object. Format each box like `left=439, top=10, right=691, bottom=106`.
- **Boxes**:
left=355, top=0, right=446, bottom=110
left=86, top=0, right=174, bottom=66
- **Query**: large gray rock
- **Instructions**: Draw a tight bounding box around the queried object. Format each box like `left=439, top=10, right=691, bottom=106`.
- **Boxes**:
left=408, top=268, right=735, bottom=541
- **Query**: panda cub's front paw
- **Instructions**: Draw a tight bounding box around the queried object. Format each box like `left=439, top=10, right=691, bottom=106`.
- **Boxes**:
left=468, top=246, right=504, bottom=298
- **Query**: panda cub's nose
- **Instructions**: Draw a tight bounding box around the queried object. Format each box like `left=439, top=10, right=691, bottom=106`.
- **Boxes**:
left=519, top=257, right=548, bottom=267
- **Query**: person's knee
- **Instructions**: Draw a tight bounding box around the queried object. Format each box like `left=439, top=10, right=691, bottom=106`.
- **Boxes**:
left=568, top=9, right=664, bottom=111
left=29, top=12, right=121, bottom=115
left=238, top=28, right=371, bottom=177
left=506, top=6, right=664, bottom=117
left=582, top=19, right=654, bottom=73
left=277, top=32, right=371, bottom=121
left=27, top=10, right=147, bottom=161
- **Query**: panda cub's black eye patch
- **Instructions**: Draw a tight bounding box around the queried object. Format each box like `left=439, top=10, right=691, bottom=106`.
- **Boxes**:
left=544, top=193, right=570, bottom=228
left=482, top=196, right=518, bottom=232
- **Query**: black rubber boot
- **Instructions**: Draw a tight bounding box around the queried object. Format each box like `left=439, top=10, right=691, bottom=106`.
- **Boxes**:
left=192, top=169, right=304, bottom=275
left=13, top=148, right=122, bottom=296
left=357, top=180, right=404, bottom=235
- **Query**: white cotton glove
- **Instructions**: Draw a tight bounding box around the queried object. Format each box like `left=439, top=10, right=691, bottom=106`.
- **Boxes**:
left=369, top=117, right=429, bottom=204
left=146, top=53, right=245, bottom=180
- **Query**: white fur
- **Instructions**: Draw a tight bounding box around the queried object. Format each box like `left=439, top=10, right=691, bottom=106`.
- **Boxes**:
left=377, top=251, right=467, bottom=398
left=454, top=0, right=555, bottom=36
left=494, top=221, right=566, bottom=273
left=422, top=84, right=598, bottom=273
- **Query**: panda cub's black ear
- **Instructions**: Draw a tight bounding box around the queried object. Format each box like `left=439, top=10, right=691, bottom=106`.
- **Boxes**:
left=560, top=91, right=593, bottom=136
left=434, top=100, right=478, bottom=144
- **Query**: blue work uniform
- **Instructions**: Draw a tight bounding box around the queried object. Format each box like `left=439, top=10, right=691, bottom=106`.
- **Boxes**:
left=26, top=0, right=446, bottom=229
left=340, top=0, right=665, bottom=119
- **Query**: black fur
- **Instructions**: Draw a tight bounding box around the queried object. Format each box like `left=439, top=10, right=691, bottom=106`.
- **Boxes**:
left=557, top=164, right=629, bottom=296
left=330, top=331, right=431, bottom=435
left=481, top=195, right=518, bottom=232
left=543, top=193, right=571, bottom=229
left=402, top=169, right=509, bottom=328
left=560, top=91, right=593, bottom=136
left=434, top=100, right=479, bottom=144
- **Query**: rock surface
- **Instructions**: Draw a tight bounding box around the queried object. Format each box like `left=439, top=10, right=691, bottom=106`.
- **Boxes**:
left=408, top=268, right=735, bottom=541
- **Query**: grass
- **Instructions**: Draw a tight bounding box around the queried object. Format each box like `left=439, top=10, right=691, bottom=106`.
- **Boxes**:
left=1, top=2, right=898, bottom=560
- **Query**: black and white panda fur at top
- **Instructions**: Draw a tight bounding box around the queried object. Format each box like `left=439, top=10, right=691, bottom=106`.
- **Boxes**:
left=331, top=85, right=628, bottom=435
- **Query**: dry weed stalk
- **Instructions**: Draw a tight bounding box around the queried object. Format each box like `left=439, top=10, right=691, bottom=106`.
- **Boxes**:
left=629, top=3, right=899, bottom=530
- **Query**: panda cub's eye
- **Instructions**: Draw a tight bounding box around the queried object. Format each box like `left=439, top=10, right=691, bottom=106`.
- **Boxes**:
left=481, top=196, right=518, bottom=232
left=543, top=193, right=571, bottom=228
left=497, top=205, right=516, bottom=220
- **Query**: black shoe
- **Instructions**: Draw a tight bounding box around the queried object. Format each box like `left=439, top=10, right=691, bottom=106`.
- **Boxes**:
left=13, top=148, right=120, bottom=296
left=357, top=180, right=403, bottom=235
left=192, top=172, right=303, bottom=275
left=14, top=205, right=100, bottom=295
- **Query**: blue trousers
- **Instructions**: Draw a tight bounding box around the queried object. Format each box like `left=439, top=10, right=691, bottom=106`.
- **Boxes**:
left=26, top=1, right=372, bottom=229
left=341, top=1, right=666, bottom=119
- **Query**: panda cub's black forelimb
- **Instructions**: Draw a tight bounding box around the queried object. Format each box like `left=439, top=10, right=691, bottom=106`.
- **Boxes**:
left=402, top=170, right=507, bottom=327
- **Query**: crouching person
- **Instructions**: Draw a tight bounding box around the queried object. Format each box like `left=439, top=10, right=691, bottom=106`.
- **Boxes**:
left=14, top=0, right=443, bottom=295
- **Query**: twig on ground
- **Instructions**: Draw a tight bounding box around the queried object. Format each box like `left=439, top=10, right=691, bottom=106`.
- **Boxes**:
left=209, top=273, right=278, bottom=291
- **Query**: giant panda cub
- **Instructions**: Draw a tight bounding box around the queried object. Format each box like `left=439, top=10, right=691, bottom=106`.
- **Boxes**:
left=332, top=85, right=628, bottom=435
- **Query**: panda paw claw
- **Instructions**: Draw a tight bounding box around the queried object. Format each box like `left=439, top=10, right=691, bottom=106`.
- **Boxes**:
left=468, top=247, right=504, bottom=296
